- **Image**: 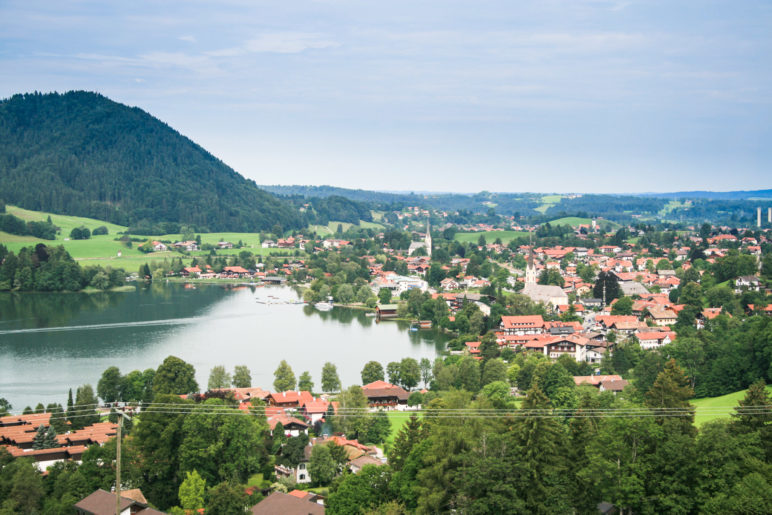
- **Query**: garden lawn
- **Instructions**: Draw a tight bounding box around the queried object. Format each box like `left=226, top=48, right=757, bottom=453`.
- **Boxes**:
left=385, top=410, right=420, bottom=445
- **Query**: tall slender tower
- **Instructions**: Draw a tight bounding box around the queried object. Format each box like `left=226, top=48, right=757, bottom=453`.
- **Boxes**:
left=758, top=207, right=762, bottom=228
left=525, top=233, right=537, bottom=285
left=425, top=220, right=432, bottom=258
left=768, top=207, right=771, bottom=224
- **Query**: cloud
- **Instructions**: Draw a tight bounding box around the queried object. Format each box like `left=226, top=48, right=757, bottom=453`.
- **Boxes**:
left=178, top=35, right=196, bottom=43
left=244, top=32, right=339, bottom=54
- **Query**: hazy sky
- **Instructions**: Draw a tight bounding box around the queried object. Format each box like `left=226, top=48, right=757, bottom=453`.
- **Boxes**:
left=1, top=1, right=770, bottom=193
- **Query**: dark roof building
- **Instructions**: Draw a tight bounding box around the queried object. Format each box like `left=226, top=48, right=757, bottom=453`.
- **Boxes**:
left=251, top=491, right=325, bottom=514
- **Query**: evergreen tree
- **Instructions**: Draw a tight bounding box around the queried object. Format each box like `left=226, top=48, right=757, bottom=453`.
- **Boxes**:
left=513, top=385, right=571, bottom=512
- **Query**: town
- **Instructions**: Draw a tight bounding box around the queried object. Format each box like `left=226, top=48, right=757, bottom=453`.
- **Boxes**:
left=2, top=200, right=771, bottom=513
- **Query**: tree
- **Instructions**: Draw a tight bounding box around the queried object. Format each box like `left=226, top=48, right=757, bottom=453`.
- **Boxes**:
left=205, top=482, right=249, bottom=515
left=593, top=271, right=620, bottom=303
left=97, top=366, right=124, bottom=403
left=178, top=470, right=206, bottom=511
left=70, top=384, right=99, bottom=430
left=388, top=414, right=425, bottom=472
left=308, top=444, right=336, bottom=486
left=334, top=386, right=370, bottom=440
left=273, top=360, right=296, bottom=392
left=298, top=371, right=314, bottom=392
left=645, top=359, right=695, bottom=431
left=420, top=357, right=433, bottom=388
left=386, top=361, right=401, bottom=386
left=732, top=379, right=772, bottom=433
left=538, top=268, right=565, bottom=287
left=481, top=358, right=508, bottom=387
left=132, top=394, right=192, bottom=509
left=232, top=365, right=251, bottom=388
left=0, top=398, right=11, bottom=417
left=399, top=358, right=421, bottom=390
left=361, top=361, right=385, bottom=385
left=456, top=356, right=481, bottom=393
left=378, top=288, right=392, bottom=304
left=207, top=365, right=231, bottom=390
left=179, top=399, right=267, bottom=487
left=153, top=355, right=198, bottom=396
left=611, top=296, right=634, bottom=315
left=327, top=465, right=395, bottom=515
left=513, top=385, right=570, bottom=512
left=321, top=362, right=341, bottom=392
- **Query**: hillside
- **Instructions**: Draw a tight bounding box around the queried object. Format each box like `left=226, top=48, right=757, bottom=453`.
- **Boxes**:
left=0, top=91, right=302, bottom=233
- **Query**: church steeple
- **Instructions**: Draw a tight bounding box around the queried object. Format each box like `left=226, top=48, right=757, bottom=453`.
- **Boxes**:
left=425, top=219, right=432, bottom=258
left=525, top=231, right=537, bottom=285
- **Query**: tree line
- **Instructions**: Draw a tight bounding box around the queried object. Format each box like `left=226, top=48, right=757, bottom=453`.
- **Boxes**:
left=0, top=244, right=126, bottom=291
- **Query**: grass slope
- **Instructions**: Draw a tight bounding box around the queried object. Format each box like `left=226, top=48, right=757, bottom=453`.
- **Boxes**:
left=692, top=385, right=772, bottom=426
left=547, top=216, right=592, bottom=227
left=454, top=230, right=529, bottom=245
left=1, top=205, right=300, bottom=270
left=535, top=194, right=562, bottom=213
left=308, top=220, right=383, bottom=235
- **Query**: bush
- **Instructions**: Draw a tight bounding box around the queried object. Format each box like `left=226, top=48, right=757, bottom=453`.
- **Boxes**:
left=92, top=226, right=108, bottom=235
left=69, top=226, right=91, bottom=240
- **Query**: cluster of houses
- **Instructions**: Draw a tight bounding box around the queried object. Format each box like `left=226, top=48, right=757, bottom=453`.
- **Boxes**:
left=460, top=312, right=679, bottom=365
left=0, top=412, right=117, bottom=471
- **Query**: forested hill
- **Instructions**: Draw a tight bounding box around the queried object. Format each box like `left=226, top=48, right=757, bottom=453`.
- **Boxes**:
left=0, top=91, right=302, bottom=233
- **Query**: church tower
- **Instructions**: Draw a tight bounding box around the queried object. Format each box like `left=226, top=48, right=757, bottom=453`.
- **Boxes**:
left=525, top=246, right=537, bottom=285
left=425, top=220, right=432, bottom=258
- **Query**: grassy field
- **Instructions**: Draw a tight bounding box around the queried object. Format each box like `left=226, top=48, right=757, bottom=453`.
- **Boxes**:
left=547, top=216, right=592, bottom=227
left=308, top=220, right=384, bottom=235
left=535, top=194, right=562, bottom=214
left=386, top=410, right=420, bottom=445
left=659, top=200, right=692, bottom=217
left=454, top=230, right=529, bottom=245
left=691, top=385, right=772, bottom=426
left=0, top=205, right=301, bottom=269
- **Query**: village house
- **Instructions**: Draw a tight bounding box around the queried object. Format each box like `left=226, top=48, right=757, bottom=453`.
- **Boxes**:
left=361, top=380, right=410, bottom=408
left=735, top=275, right=760, bottom=293
left=500, top=315, right=546, bottom=335
left=75, top=488, right=163, bottom=515
left=635, top=330, right=673, bottom=350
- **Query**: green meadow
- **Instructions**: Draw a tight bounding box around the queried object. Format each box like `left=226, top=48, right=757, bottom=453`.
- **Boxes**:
left=454, top=230, right=529, bottom=245
left=0, top=206, right=302, bottom=270
left=691, top=385, right=772, bottom=427
left=535, top=194, right=562, bottom=214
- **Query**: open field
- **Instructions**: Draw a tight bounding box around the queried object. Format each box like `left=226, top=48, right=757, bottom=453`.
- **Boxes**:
left=454, top=230, right=529, bottom=245
left=386, top=410, right=418, bottom=445
left=308, top=220, right=384, bottom=235
left=547, top=216, right=591, bottom=227
left=691, top=385, right=772, bottom=426
left=535, top=194, right=562, bottom=213
left=1, top=206, right=302, bottom=268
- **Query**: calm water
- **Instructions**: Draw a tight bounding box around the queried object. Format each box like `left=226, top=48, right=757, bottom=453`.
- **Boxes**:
left=0, top=284, right=448, bottom=411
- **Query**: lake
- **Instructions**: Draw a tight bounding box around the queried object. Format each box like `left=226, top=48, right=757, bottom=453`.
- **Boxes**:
left=0, top=283, right=448, bottom=411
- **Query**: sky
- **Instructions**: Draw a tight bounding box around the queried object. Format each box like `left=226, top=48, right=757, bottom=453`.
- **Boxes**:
left=1, top=0, right=770, bottom=194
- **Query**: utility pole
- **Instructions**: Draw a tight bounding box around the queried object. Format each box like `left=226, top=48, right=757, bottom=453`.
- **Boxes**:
left=115, top=408, right=132, bottom=515
left=116, top=415, right=122, bottom=515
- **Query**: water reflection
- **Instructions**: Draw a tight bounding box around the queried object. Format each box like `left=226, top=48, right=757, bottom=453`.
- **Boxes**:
left=0, top=284, right=448, bottom=410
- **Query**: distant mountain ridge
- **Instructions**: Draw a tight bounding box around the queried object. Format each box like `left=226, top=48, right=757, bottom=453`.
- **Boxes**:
left=0, top=91, right=302, bottom=232
left=637, top=189, right=772, bottom=200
